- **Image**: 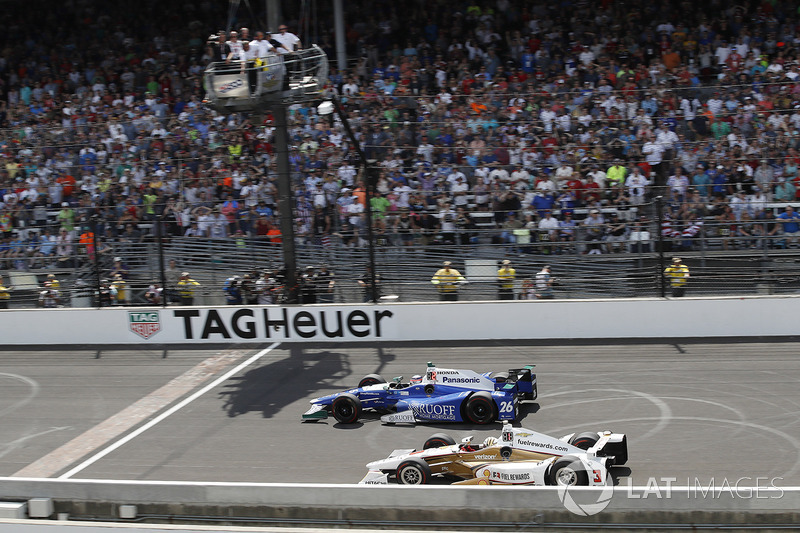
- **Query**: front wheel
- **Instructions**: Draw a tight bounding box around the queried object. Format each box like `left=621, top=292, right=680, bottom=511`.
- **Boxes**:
left=358, top=373, right=385, bottom=388
left=331, top=393, right=362, bottom=424
left=464, top=392, right=497, bottom=425
left=396, top=458, right=432, bottom=485
left=547, top=456, right=589, bottom=486
left=423, top=433, right=456, bottom=449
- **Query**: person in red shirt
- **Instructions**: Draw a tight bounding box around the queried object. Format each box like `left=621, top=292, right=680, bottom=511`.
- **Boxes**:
left=56, top=172, right=77, bottom=199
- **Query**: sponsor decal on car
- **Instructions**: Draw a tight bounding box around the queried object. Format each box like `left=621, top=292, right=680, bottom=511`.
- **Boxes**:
left=409, top=403, right=456, bottom=420
left=473, top=454, right=497, bottom=460
left=518, top=439, right=570, bottom=453
left=493, top=471, right=531, bottom=482
left=441, top=376, right=481, bottom=384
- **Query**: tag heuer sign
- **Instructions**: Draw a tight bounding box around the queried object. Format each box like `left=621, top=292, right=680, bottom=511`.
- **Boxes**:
left=129, top=312, right=161, bottom=339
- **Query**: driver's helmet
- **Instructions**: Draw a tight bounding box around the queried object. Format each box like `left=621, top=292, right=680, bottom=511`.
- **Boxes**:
left=410, top=374, right=423, bottom=385
left=482, top=437, right=498, bottom=448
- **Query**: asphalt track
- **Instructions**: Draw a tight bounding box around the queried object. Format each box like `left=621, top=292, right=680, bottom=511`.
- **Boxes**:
left=2, top=340, right=800, bottom=487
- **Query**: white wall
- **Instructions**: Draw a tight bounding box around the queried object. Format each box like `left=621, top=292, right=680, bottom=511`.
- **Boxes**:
left=2, top=296, right=796, bottom=346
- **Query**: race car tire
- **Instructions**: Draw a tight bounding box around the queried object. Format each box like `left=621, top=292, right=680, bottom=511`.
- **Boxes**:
left=396, top=458, right=432, bottom=485
left=492, top=371, right=509, bottom=383
left=547, top=456, right=590, bottom=486
left=464, top=391, right=497, bottom=425
left=358, top=374, right=385, bottom=388
left=331, top=393, right=362, bottom=424
left=423, top=433, right=456, bottom=449
left=569, top=432, right=600, bottom=450
left=500, top=446, right=513, bottom=459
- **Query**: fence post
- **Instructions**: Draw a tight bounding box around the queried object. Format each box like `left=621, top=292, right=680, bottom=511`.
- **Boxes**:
left=655, top=196, right=666, bottom=298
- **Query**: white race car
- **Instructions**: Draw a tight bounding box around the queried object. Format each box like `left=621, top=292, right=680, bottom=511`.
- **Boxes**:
left=360, top=422, right=628, bottom=486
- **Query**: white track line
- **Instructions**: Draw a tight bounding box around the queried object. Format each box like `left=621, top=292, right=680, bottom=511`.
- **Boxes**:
left=59, top=343, right=280, bottom=479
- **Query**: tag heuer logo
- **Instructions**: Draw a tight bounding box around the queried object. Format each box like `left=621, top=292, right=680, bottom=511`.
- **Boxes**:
left=129, top=312, right=161, bottom=340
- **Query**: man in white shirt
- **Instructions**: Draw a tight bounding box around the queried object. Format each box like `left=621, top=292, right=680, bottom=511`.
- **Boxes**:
left=272, top=24, right=302, bottom=52
left=625, top=167, right=649, bottom=205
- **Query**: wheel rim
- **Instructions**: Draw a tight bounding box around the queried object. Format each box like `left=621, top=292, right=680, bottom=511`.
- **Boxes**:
left=336, top=403, right=353, bottom=418
left=556, top=467, right=578, bottom=486
left=471, top=399, right=491, bottom=422
left=400, top=466, right=421, bottom=484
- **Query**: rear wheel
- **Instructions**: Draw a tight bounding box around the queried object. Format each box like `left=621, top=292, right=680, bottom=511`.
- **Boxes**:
left=464, top=392, right=497, bottom=425
left=396, top=458, right=432, bottom=485
left=358, top=374, right=385, bottom=388
left=331, top=393, right=362, bottom=424
left=423, top=433, right=456, bottom=449
left=548, top=456, right=589, bottom=486
left=569, top=432, right=600, bottom=450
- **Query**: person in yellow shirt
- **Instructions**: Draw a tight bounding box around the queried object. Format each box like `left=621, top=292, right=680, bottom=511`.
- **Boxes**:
left=177, top=272, right=201, bottom=305
left=111, top=274, right=128, bottom=305
left=664, top=257, right=690, bottom=297
left=431, top=261, right=467, bottom=301
left=497, top=259, right=516, bottom=300
left=0, top=274, right=12, bottom=309
left=606, top=160, right=627, bottom=189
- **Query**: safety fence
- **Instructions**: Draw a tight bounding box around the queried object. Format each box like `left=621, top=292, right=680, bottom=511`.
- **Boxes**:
left=2, top=217, right=799, bottom=309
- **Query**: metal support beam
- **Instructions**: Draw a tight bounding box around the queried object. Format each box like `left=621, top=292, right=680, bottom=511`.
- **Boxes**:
left=273, top=105, right=299, bottom=303
left=328, top=97, right=378, bottom=302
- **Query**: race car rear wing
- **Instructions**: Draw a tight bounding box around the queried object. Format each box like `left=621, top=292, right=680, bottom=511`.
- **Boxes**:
left=495, top=365, right=537, bottom=400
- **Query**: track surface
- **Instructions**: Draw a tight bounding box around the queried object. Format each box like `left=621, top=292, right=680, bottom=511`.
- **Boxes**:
left=2, top=341, right=799, bottom=486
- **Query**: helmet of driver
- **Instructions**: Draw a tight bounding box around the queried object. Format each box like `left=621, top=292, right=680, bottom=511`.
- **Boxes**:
left=410, top=374, right=423, bottom=385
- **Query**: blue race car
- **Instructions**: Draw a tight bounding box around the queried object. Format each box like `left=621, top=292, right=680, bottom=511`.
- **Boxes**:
left=302, top=362, right=537, bottom=425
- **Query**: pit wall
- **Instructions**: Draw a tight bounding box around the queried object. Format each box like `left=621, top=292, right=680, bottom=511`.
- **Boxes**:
left=2, top=295, right=798, bottom=346
left=1, top=478, right=798, bottom=529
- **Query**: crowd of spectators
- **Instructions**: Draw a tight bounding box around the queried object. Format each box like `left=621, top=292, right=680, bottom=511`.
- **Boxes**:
left=3, top=0, right=800, bottom=273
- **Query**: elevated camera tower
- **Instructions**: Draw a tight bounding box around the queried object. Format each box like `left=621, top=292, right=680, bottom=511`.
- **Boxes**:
left=203, top=46, right=329, bottom=303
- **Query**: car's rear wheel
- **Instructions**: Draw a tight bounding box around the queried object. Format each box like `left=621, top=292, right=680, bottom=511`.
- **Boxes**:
left=331, top=393, right=362, bottom=424
left=396, top=458, right=432, bottom=485
left=547, top=456, right=589, bottom=486
left=569, top=432, right=600, bottom=450
left=358, top=374, right=385, bottom=388
left=423, top=433, right=456, bottom=449
left=464, top=392, right=497, bottom=425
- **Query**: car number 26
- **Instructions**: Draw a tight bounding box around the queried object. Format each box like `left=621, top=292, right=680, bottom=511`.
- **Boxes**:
left=499, top=401, right=514, bottom=413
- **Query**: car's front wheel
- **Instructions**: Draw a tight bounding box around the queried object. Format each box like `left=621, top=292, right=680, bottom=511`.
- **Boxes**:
left=423, top=433, right=456, bottom=449
left=396, top=458, right=432, bottom=485
left=358, top=374, right=385, bottom=388
left=331, top=393, right=362, bottom=424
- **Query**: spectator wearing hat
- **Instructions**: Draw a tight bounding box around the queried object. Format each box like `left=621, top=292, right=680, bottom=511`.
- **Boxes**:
left=177, top=272, right=201, bottom=306
left=109, top=257, right=130, bottom=280
left=497, top=259, right=516, bottom=300
left=664, top=257, right=690, bottom=297
left=431, top=261, right=467, bottom=301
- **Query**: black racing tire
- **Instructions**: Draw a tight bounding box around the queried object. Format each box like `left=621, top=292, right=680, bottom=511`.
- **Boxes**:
left=331, top=393, right=362, bottom=424
left=464, top=391, right=497, bottom=425
left=396, top=458, right=432, bottom=485
left=358, top=374, right=385, bottom=388
left=569, top=432, right=600, bottom=450
left=492, top=371, right=510, bottom=383
left=423, top=433, right=456, bottom=449
left=547, top=456, right=590, bottom=486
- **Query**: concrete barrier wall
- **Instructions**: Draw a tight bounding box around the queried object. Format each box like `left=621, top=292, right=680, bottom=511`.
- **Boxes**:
left=3, top=295, right=800, bottom=345
left=1, top=478, right=799, bottom=527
